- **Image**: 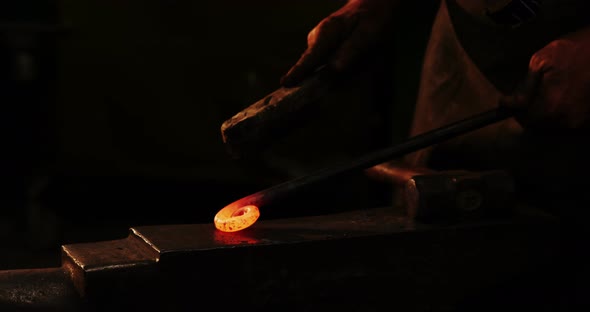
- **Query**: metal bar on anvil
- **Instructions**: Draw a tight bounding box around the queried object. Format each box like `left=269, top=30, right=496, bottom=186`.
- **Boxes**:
left=1, top=207, right=559, bottom=311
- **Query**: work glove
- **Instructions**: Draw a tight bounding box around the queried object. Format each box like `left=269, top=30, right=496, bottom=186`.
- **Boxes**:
left=280, top=0, right=399, bottom=87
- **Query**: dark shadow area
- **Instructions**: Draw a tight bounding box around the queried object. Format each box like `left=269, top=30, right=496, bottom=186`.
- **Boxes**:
left=0, top=0, right=439, bottom=270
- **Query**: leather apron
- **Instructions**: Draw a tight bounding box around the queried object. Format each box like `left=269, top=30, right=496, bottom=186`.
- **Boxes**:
left=404, top=0, right=590, bottom=213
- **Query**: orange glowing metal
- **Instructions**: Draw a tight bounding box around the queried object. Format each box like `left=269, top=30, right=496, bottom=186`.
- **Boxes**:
left=214, top=201, right=260, bottom=232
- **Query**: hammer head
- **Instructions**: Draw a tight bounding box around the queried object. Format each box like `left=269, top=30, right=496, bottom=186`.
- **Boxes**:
left=220, top=68, right=336, bottom=158
left=403, top=170, right=516, bottom=223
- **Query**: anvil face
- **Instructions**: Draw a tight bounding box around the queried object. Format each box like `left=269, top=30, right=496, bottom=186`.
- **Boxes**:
left=54, top=206, right=558, bottom=311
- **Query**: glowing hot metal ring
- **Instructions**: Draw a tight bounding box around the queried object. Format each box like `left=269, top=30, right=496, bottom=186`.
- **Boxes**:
left=214, top=203, right=260, bottom=232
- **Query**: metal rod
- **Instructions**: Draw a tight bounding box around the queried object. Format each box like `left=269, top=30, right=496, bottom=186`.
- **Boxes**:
left=232, top=107, right=514, bottom=208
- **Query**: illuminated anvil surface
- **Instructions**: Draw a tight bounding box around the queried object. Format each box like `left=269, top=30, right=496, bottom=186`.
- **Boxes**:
left=1, top=206, right=559, bottom=312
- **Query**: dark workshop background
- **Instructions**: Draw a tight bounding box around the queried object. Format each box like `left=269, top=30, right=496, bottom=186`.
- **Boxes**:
left=0, top=1, right=439, bottom=269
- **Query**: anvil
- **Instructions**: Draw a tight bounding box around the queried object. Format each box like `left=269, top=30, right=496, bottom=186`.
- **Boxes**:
left=0, top=205, right=559, bottom=312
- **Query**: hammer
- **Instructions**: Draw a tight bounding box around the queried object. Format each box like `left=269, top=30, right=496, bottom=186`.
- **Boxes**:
left=221, top=67, right=338, bottom=158
left=366, top=162, right=515, bottom=222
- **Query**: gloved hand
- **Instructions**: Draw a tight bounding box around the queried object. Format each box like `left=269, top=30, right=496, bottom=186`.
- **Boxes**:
left=501, top=25, right=590, bottom=132
left=280, top=0, right=400, bottom=87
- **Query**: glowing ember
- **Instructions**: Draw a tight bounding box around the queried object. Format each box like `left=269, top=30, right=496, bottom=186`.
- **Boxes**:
left=214, top=204, right=260, bottom=232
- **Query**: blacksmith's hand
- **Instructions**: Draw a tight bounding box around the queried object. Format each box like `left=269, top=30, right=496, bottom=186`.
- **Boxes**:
left=280, top=0, right=399, bottom=87
left=501, top=26, right=590, bottom=132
